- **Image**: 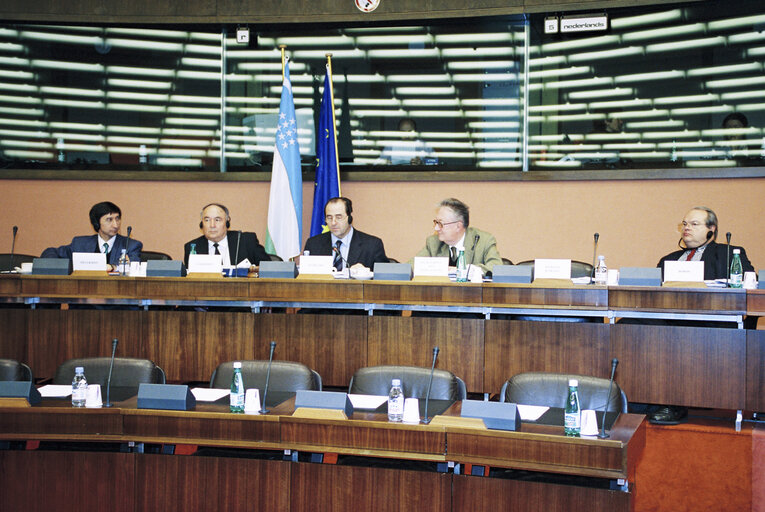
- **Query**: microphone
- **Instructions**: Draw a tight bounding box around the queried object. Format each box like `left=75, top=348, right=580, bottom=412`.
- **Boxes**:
left=591, top=232, right=600, bottom=283
left=421, top=346, right=440, bottom=425
left=233, top=230, right=242, bottom=268
left=260, top=341, right=277, bottom=414
left=104, top=337, right=119, bottom=408
left=8, top=225, right=18, bottom=272
left=465, top=235, right=480, bottom=279
left=122, top=226, right=133, bottom=274
left=726, top=232, right=732, bottom=287
left=598, top=357, right=619, bottom=439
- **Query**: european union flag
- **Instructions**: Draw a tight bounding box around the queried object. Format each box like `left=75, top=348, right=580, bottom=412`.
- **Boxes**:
left=310, top=68, right=341, bottom=237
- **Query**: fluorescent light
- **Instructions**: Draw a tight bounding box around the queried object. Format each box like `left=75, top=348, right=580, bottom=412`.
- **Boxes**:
left=529, top=103, right=586, bottom=113
left=237, top=62, right=307, bottom=71
left=568, top=47, right=644, bottom=63
left=462, top=99, right=520, bottom=106
left=0, top=118, right=46, bottom=127
left=543, top=35, right=619, bottom=52
left=611, top=9, right=682, bottom=29
left=293, top=49, right=367, bottom=59
left=685, top=159, right=736, bottom=168
left=401, top=99, right=459, bottom=107
left=182, top=58, right=220, bottom=68
left=441, top=47, right=514, bottom=58
left=585, top=133, right=640, bottom=141
left=477, top=160, right=523, bottom=168
left=721, top=90, right=765, bottom=101
left=3, top=150, right=54, bottom=159
left=162, top=128, right=216, bottom=136
left=43, top=99, right=103, bottom=109
left=468, top=121, right=520, bottom=129
left=106, top=103, right=165, bottom=112
left=706, top=76, right=765, bottom=88
left=107, top=66, right=174, bottom=77
left=615, top=71, right=685, bottom=84
left=621, top=23, right=705, bottom=42
left=709, top=14, right=765, bottom=31
left=107, top=125, right=161, bottom=135
left=602, top=143, right=656, bottom=150
left=533, top=159, right=582, bottom=168
left=21, top=30, right=101, bottom=45
left=107, top=136, right=158, bottom=144
left=687, top=63, right=762, bottom=77
left=447, top=60, right=516, bottom=70
left=529, top=66, right=591, bottom=79
left=589, top=99, right=652, bottom=109
left=738, top=102, right=765, bottom=112
left=529, top=56, right=567, bottom=67
left=568, top=88, right=634, bottom=100
left=106, top=27, right=190, bottom=39
left=167, top=106, right=219, bottom=115
left=184, top=45, right=221, bottom=55
left=40, top=86, right=104, bottom=97
left=0, top=107, right=44, bottom=116
left=654, top=94, right=719, bottom=105
left=165, top=117, right=219, bottom=126
left=367, top=49, right=440, bottom=59
left=452, top=73, right=518, bottom=82
left=0, top=56, right=30, bottom=66
left=155, top=158, right=203, bottom=166
left=106, top=91, right=169, bottom=102
left=748, top=46, right=765, bottom=57
left=51, top=132, right=105, bottom=142
left=177, top=70, right=220, bottom=80
left=106, top=38, right=182, bottom=51
left=0, top=129, right=49, bottom=138
left=642, top=131, right=701, bottom=140
left=0, top=42, right=23, bottom=52
left=356, top=34, right=433, bottom=45
left=49, top=122, right=103, bottom=131
left=0, top=71, right=35, bottom=80
left=0, top=82, right=38, bottom=92
left=546, top=77, right=614, bottom=89
left=275, top=36, right=354, bottom=47
left=619, top=152, right=670, bottom=159
left=32, top=60, right=104, bottom=72
left=1, top=140, right=52, bottom=148
left=395, top=86, right=455, bottom=96
left=646, top=37, right=725, bottom=53
left=171, top=95, right=220, bottom=104
left=626, top=120, right=685, bottom=129
left=107, top=79, right=172, bottom=90
left=435, top=33, right=514, bottom=44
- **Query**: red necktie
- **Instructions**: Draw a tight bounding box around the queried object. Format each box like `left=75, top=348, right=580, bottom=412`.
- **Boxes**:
left=685, top=249, right=696, bottom=261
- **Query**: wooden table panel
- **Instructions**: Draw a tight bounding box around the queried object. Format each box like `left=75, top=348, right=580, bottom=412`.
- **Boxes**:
left=0, top=404, right=123, bottom=438
left=609, top=286, right=746, bottom=313
left=363, top=280, right=483, bottom=305
left=367, top=316, right=484, bottom=393
left=137, top=276, right=250, bottom=300
left=483, top=283, right=607, bottom=308
left=290, top=462, right=451, bottom=512
left=747, top=290, right=765, bottom=315
left=0, top=275, right=21, bottom=295
left=19, top=275, right=138, bottom=298
left=250, top=279, right=364, bottom=302
left=611, top=324, right=746, bottom=408
left=0, top=308, right=28, bottom=363
left=484, top=320, right=610, bottom=395
left=746, top=330, right=765, bottom=412
left=0, top=451, right=135, bottom=512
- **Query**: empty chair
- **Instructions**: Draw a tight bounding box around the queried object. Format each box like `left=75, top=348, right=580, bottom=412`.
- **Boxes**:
left=0, top=253, right=35, bottom=271
left=210, top=360, right=321, bottom=391
left=267, top=253, right=283, bottom=262
left=500, top=372, right=627, bottom=413
left=0, top=359, right=33, bottom=381
left=349, top=365, right=466, bottom=400
left=53, top=357, right=166, bottom=388
left=501, top=257, right=514, bottom=266
left=139, top=250, right=172, bottom=262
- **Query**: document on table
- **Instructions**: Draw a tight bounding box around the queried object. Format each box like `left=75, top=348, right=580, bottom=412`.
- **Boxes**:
left=37, top=384, right=73, bottom=398
left=517, top=404, right=549, bottom=421
left=348, top=394, right=388, bottom=410
left=191, top=388, right=230, bottom=402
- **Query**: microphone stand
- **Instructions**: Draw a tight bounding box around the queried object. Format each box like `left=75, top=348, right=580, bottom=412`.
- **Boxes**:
left=421, top=346, right=440, bottom=424
left=726, top=232, right=732, bottom=288
left=260, top=341, right=277, bottom=414
left=590, top=232, right=599, bottom=283
left=8, top=226, right=18, bottom=272
left=598, top=358, right=619, bottom=439
left=104, top=338, right=119, bottom=408
left=123, top=226, right=133, bottom=274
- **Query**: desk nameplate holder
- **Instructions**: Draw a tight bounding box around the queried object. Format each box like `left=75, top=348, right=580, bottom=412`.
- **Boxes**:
left=0, top=381, right=42, bottom=407
left=293, top=390, right=352, bottom=420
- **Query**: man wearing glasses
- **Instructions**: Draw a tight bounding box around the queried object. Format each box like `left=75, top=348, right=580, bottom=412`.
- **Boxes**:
left=657, top=206, right=753, bottom=280
left=414, top=197, right=503, bottom=275
left=303, top=197, right=388, bottom=270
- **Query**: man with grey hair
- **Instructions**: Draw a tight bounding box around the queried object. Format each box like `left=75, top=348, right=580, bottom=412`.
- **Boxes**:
left=413, top=197, right=503, bottom=275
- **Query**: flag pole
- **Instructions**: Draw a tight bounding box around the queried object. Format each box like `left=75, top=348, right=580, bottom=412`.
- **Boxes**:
left=325, top=53, right=341, bottom=197
left=280, top=45, right=287, bottom=81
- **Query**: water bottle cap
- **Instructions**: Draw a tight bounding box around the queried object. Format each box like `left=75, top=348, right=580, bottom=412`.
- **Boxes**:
left=233, top=361, right=242, bottom=369
left=569, top=379, right=578, bottom=387
left=391, top=379, right=401, bottom=386
left=598, top=255, right=605, bottom=260
left=733, top=248, right=740, bottom=254
left=121, top=248, right=127, bottom=254
left=75, top=366, right=84, bottom=373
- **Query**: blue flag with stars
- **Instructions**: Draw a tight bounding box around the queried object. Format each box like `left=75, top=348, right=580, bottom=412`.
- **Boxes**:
left=310, top=68, right=341, bottom=237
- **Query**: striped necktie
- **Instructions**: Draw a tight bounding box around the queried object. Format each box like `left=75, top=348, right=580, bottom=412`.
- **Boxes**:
left=333, top=240, right=343, bottom=271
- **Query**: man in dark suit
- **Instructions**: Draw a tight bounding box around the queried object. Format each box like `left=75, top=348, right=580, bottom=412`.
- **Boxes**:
left=657, top=206, right=754, bottom=280
left=41, top=201, right=142, bottom=267
left=303, top=197, right=388, bottom=270
left=183, top=203, right=270, bottom=267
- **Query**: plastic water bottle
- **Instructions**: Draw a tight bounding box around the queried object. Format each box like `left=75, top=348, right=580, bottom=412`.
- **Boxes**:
left=456, top=249, right=468, bottom=282
left=564, top=379, right=581, bottom=436
left=388, top=379, right=404, bottom=422
left=190, top=243, right=197, bottom=255
left=594, top=255, right=607, bottom=285
left=72, top=366, right=88, bottom=407
left=730, top=249, right=743, bottom=289
left=117, top=249, right=130, bottom=275
left=230, top=362, right=245, bottom=413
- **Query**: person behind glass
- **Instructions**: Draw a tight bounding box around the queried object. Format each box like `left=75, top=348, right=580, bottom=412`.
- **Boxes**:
left=413, top=197, right=503, bottom=275
left=378, top=118, right=436, bottom=165
left=657, top=206, right=753, bottom=280
left=41, top=201, right=142, bottom=269
left=720, top=112, right=750, bottom=161
left=183, top=203, right=269, bottom=267
left=303, top=197, right=388, bottom=271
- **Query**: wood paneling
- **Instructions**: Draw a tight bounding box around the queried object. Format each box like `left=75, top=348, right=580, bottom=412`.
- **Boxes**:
left=611, top=324, right=746, bottom=408
left=452, top=474, right=631, bottom=512
left=484, top=319, right=610, bottom=395
left=251, top=280, right=364, bottom=303
left=0, top=308, right=28, bottom=363
left=364, top=281, right=483, bottom=306
left=290, top=463, right=451, bottom=512
left=368, top=316, right=484, bottom=392
left=483, top=284, right=607, bottom=308
left=609, top=287, right=746, bottom=313
left=747, top=330, right=765, bottom=412
left=0, top=451, right=135, bottom=512
left=0, top=404, right=123, bottom=438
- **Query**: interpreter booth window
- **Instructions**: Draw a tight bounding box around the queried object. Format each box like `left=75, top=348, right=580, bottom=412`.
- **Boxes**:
left=528, top=0, right=765, bottom=171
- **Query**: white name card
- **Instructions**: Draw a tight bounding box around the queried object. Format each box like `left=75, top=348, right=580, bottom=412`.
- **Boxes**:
left=188, top=254, right=223, bottom=274
left=299, top=255, right=334, bottom=274
left=533, top=258, right=572, bottom=279
left=663, top=260, right=704, bottom=282
left=72, top=252, right=107, bottom=271
left=413, top=256, right=449, bottom=277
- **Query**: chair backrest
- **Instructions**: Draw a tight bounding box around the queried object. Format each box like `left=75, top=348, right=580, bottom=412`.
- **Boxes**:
left=267, top=253, right=283, bottom=262
left=210, top=360, right=321, bottom=391
left=500, top=372, right=627, bottom=413
left=53, top=357, right=166, bottom=387
left=0, top=359, right=33, bottom=381
left=348, top=365, right=466, bottom=400
left=516, top=260, right=594, bottom=279
left=501, top=257, right=514, bottom=266
left=139, top=250, right=172, bottom=262
left=0, top=253, right=36, bottom=270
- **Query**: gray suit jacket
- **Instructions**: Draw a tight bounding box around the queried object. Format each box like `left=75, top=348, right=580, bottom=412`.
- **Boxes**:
left=414, top=226, right=503, bottom=274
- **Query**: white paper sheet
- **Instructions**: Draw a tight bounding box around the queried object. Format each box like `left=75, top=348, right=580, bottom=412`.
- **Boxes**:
left=517, top=404, right=549, bottom=421
left=191, top=388, right=230, bottom=402
left=348, top=394, right=388, bottom=410
left=37, top=384, right=73, bottom=398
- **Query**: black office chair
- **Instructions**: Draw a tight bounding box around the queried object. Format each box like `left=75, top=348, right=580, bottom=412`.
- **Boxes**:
left=267, top=253, right=283, bottom=262
left=139, top=250, right=172, bottom=262
left=499, top=371, right=627, bottom=413
left=0, top=253, right=35, bottom=271
left=516, top=260, right=593, bottom=279
left=210, top=360, right=321, bottom=391
left=501, top=257, right=513, bottom=266
left=53, top=357, right=166, bottom=388
left=348, top=365, right=466, bottom=400
left=387, top=257, right=399, bottom=263
left=0, top=359, right=33, bottom=381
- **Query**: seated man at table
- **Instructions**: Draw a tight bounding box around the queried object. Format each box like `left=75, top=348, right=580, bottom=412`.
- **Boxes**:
left=413, top=197, right=503, bottom=276
left=184, top=203, right=270, bottom=268
left=41, top=201, right=142, bottom=268
left=303, top=197, right=389, bottom=271
left=658, top=206, right=754, bottom=280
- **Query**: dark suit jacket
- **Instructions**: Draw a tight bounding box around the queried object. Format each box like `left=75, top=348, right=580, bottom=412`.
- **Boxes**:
left=41, top=234, right=143, bottom=266
left=184, top=231, right=269, bottom=267
left=303, top=229, right=388, bottom=268
left=658, top=241, right=754, bottom=280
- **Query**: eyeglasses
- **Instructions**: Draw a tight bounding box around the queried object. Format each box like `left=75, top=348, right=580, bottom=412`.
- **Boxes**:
left=680, top=221, right=705, bottom=229
left=325, top=214, right=347, bottom=223
left=433, top=219, right=461, bottom=229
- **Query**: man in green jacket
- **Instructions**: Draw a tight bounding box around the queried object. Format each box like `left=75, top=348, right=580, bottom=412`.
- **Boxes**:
left=414, top=197, right=503, bottom=275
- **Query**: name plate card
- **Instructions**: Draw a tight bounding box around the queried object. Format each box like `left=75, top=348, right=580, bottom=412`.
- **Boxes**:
left=188, top=254, right=223, bottom=274
left=413, top=256, right=449, bottom=277
left=663, top=260, right=704, bottom=282
left=533, top=258, right=571, bottom=279
left=72, top=252, right=107, bottom=271
left=299, top=255, right=334, bottom=275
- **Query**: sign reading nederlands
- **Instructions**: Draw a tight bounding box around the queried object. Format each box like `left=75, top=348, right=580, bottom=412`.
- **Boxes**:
left=355, top=0, right=380, bottom=12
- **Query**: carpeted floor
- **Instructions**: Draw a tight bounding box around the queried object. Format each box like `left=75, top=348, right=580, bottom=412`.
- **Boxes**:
left=634, top=413, right=756, bottom=512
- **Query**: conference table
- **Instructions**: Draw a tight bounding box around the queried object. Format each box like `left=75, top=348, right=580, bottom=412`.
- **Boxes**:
left=0, top=392, right=645, bottom=512
left=0, top=274, right=763, bottom=415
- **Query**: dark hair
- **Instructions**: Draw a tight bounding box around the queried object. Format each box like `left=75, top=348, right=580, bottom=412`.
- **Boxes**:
left=722, top=112, right=748, bottom=128
left=200, top=203, right=231, bottom=229
left=439, top=197, right=469, bottom=227
left=325, top=197, right=353, bottom=224
left=692, top=205, right=718, bottom=241
left=89, top=201, right=121, bottom=232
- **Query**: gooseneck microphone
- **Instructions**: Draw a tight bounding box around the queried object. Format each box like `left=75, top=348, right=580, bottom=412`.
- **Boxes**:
left=8, top=225, right=18, bottom=272
left=260, top=341, right=277, bottom=414
left=421, top=346, right=440, bottom=425
left=104, top=337, right=119, bottom=408
left=598, top=358, right=619, bottom=439
left=726, top=232, right=732, bottom=287
left=233, top=230, right=242, bottom=269
left=122, top=226, right=133, bottom=273
left=465, top=235, right=480, bottom=279
left=591, top=232, right=599, bottom=283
